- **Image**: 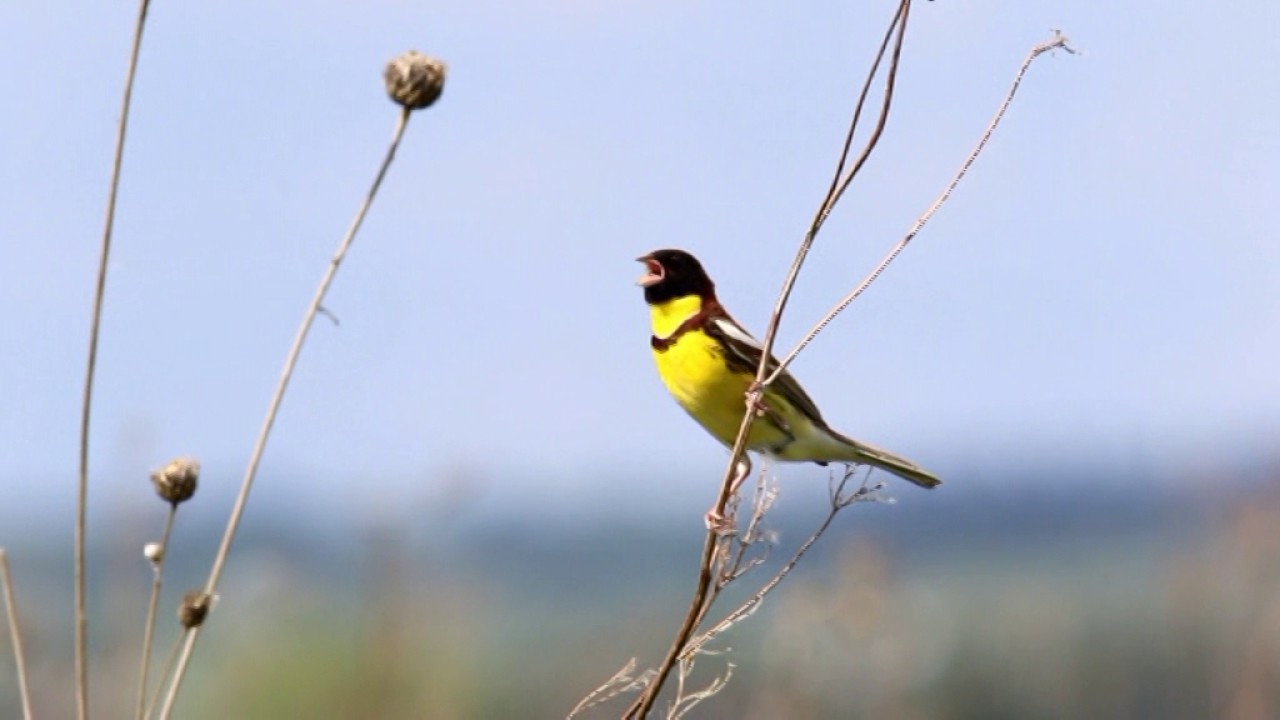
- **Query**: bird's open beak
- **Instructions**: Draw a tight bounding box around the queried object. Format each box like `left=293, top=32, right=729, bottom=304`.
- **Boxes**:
left=636, top=255, right=664, bottom=287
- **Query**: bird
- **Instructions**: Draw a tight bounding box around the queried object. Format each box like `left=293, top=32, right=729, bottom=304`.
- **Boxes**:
left=636, top=248, right=940, bottom=529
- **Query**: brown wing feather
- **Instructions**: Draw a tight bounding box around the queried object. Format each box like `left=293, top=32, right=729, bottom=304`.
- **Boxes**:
left=700, top=314, right=829, bottom=429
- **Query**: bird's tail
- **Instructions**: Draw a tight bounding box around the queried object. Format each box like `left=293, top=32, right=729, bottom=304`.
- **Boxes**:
left=823, top=430, right=941, bottom=489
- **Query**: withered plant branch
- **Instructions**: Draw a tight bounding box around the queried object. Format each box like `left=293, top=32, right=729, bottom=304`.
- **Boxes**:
left=1, top=550, right=33, bottom=720
left=769, top=31, right=1077, bottom=381
left=669, top=655, right=733, bottom=719
left=79, top=1, right=154, bottom=716
left=135, top=505, right=178, bottom=720
left=810, top=0, right=912, bottom=234
left=754, top=0, right=911, bottom=386
left=624, top=4, right=914, bottom=717
left=143, top=635, right=182, bottom=720
left=667, top=479, right=774, bottom=718
left=713, top=470, right=777, bottom=590
left=156, top=105, right=415, bottom=719
left=669, top=469, right=778, bottom=679
left=682, top=469, right=877, bottom=659
left=568, top=659, right=656, bottom=719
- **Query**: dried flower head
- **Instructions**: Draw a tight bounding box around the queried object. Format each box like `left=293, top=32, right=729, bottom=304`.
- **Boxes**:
left=178, top=591, right=212, bottom=629
left=384, top=50, right=447, bottom=109
left=151, top=457, right=200, bottom=505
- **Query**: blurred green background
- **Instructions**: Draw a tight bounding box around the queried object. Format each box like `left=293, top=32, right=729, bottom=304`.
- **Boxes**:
left=2, top=461, right=1278, bottom=718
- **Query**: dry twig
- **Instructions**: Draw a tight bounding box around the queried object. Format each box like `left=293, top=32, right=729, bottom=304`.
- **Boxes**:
left=568, top=659, right=657, bottom=719
left=80, top=1, right=155, bottom=716
left=143, top=636, right=183, bottom=720
left=682, top=468, right=882, bottom=660
left=135, top=506, right=178, bottom=720
left=157, top=108, right=413, bottom=715
left=136, top=457, right=199, bottom=719
left=1, top=549, right=33, bottom=720
left=155, top=50, right=446, bottom=718
left=669, top=655, right=733, bottom=719
left=769, top=30, right=1078, bottom=378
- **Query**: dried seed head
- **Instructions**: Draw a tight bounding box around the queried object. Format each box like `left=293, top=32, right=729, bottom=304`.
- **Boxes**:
left=144, top=542, right=164, bottom=565
left=384, top=50, right=446, bottom=110
left=151, top=457, right=200, bottom=505
left=178, top=591, right=212, bottom=629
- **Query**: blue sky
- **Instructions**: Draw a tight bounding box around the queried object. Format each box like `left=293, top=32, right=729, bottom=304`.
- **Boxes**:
left=1, top=1, right=1277, bottom=523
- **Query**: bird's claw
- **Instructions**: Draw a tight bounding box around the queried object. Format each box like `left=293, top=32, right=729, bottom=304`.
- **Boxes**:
left=704, top=508, right=737, bottom=537
left=745, top=384, right=770, bottom=418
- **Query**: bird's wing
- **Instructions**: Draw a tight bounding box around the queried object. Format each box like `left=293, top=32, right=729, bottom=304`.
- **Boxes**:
left=703, top=315, right=828, bottom=427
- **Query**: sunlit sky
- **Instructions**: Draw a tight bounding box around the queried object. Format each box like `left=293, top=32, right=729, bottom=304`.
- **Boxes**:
left=1, top=1, right=1277, bottom=524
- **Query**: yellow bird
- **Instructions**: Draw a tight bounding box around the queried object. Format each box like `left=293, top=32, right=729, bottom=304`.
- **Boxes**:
left=637, top=249, right=939, bottom=525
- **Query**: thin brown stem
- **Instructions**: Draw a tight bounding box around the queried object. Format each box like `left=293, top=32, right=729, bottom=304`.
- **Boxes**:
left=753, top=0, right=910, bottom=384
left=568, top=659, right=655, bottom=719
left=698, top=471, right=776, bottom=626
left=80, top=1, right=154, bottom=716
left=155, top=106, right=414, bottom=719
left=143, top=635, right=183, bottom=720
left=624, top=5, right=914, bottom=717
left=682, top=472, right=862, bottom=659
left=813, top=0, right=911, bottom=228
left=135, top=505, right=178, bottom=720
left=1, top=550, right=34, bottom=720
left=767, top=31, right=1076, bottom=382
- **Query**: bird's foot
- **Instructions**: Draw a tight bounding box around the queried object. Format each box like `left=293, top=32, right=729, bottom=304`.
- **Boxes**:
left=704, top=507, right=737, bottom=537
left=744, top=382, right=767, bottom=417
left=704, top=457, right=751, bottom=535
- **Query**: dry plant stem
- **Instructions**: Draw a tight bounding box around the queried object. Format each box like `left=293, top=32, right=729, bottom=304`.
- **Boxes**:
left=716, top=470, right=776, bottom=587
left=769, top=31, right=1076, bottom=381
left=568, top=659, right=654, bottom=719
left=668, top=473, right=865, bottom=717
left=624, top=6, right=913, bottom=718
left=669, top=659, right=732, bottom=720
left=78, top=2, right=154, bottom=717
left=143, top=636, right=183, bottom=720
left=812, top=0, right=911, bottom=229
left=135, top=506, right=177, bottom=720
left=155, top=105, right=414, bottom=720
left=1, top=550, right=34, bottom=720
left=568, top=660, right=635, bottom=718
left=753, top=0, right=910, bottom=378
left=694, top=473, right=775, bottom=631
left=682, top=474, right=858, bottom=659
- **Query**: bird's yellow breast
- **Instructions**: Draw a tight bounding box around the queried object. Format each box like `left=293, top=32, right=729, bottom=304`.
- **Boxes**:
left=648, top=296, right=790, bottom=450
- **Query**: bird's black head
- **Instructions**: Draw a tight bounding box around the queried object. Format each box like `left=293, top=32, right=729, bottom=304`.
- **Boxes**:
left=636, top=248, right=716, bottom=304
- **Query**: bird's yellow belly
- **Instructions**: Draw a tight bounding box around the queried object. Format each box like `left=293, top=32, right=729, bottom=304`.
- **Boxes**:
left=652, top=331, right=791, bottom=451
